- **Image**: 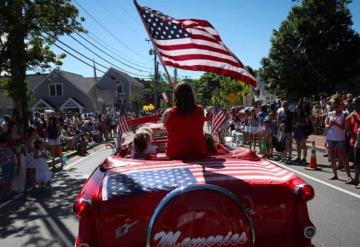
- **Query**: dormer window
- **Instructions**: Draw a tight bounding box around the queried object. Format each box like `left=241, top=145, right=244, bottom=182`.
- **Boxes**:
left=49, top=83, right=63, bottom=97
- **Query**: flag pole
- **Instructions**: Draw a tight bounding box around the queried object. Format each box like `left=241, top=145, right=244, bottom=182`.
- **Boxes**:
left=133, top=0, right=175, bottom=88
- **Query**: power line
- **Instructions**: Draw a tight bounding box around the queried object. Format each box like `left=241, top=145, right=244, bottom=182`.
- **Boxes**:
left=52, top=42, right=152, bottom=88
left=68, top=34, right=150, bottom=77
left=85, top=31, right=152, bottom=70
left=50, top=36, right=151, bottom=80
left=74, top=31, right=151, bottom=73
left=42, top=32, right=151, bottom=79
left=52, top=41, right=106, bottom=74
left=73, top=0, right=148, bottom=61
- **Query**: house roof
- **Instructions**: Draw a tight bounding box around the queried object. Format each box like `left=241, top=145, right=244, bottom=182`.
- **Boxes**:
left=32, top=98, right=55, bottom=110
left=26, top=74, right=48, bottom=90
left=57, top=70, right=97, bottom=94
left=60, top=97, right=85, bottom=110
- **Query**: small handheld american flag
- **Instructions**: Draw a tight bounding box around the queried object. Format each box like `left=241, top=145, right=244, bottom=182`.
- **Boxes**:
left=161, top=92, right=169, bottom=103
left=118, top=113, right=130, bottom=135
left=212, top=110, right=227, bottom=134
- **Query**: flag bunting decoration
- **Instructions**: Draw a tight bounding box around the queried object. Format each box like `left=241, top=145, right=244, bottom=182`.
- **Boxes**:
left=212, top=110, right=226, bottom=134
left=135, top=2, right=257, bottom=87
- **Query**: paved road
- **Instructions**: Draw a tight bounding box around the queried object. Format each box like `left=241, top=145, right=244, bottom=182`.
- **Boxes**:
left=227, top=140, right=360, bottom=247
left=1, top=140, right=360, bottom=246
left=0, top=144, right=112, bottom=247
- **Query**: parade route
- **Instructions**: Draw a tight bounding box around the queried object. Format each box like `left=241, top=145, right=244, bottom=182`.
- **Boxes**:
left=1, top=142, right=360, bottom=246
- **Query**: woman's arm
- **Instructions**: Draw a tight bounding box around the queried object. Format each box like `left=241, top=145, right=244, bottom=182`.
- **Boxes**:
left=161, top=108, right=171, bottom=126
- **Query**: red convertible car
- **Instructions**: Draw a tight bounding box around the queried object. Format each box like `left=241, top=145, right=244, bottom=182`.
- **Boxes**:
left=73, top=119, right=316, bottom=247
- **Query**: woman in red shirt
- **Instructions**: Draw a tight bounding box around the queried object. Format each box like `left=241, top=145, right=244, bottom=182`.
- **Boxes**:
left=162, top=82, right=207, bottom=159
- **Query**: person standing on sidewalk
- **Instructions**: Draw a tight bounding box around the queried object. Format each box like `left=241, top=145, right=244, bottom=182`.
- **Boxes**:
left=277, top=101, right=293, bottom=161
left=346, top=97, right=360, bottom=188
left=325, top=96, right=350, bottom=181
left=292, top=104, right=309, bottom=164
left=47, top=116, right=64, bottom=169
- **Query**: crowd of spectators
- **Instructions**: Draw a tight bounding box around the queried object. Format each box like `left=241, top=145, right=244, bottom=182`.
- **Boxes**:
left=0, top=109, right=119, bottom=201
left=1, top=92, right=360, bottom=201
left=225, top=92, right=360, bottom=188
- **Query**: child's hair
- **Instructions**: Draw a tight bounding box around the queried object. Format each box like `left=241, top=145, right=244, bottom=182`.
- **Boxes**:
left=204, top=133, right=217, bottom=154
left=133, top=133, right=148, bottom=153
left=136, top=127, right=153, bottom=142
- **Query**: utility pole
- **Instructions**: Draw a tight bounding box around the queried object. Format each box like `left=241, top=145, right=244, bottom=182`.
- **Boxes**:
left=93, top=59, right=99, bottom=112
left=146, top=38, right=159, bottom=108
left=174, top=68, right=178, bottom=84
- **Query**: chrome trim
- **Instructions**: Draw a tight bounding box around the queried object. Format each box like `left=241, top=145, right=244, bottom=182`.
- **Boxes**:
left=78, top=198, right=92, bottom=206
left=304, top=226, right=316, bottom=239
left=146, top=184, right=255, bottom=247
left=294, top=184, right=306, bottom=194
left=102, top=174, right=109, bottom=201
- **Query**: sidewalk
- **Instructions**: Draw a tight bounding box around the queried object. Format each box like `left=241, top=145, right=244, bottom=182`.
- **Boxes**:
left=0, top=139, right=111, bottom=181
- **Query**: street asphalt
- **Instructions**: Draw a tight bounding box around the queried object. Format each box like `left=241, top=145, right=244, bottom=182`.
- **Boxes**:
left=0, top=138, right=360, bottom=246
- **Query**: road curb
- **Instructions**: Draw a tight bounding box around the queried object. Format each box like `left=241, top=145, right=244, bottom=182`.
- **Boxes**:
left=46, top=142, right=102, bottom=167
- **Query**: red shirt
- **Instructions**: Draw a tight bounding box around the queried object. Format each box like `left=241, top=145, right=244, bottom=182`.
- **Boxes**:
left=348, top=112, right=360, bottom=146
left=165, top=105, right=207, bottom=159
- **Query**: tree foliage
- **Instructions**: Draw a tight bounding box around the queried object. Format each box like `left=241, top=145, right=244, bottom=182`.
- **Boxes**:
left=195, top=72, right=252, bottom=107
left=259, top=0, right=360, bottom=100
left=0, top=0, right=84, bottom=124
left=143, top=74, right=173, bottom=106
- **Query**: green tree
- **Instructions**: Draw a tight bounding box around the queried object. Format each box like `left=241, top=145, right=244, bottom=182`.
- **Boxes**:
left=259, top=0, right=360, bottom=100
left=196, top=73, right=222, bottom=105
left=196, top=72, right=250, bottom=107
left=0, top=0, right=84, bottom=124
left=144, top=74, right=173, bottom=106
left=130, top=95, right=145, bottom=114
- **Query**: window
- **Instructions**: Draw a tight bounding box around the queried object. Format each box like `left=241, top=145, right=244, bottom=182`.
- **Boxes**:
left=49, top=83, right=63, bottom=96
left=117, top=82, right=123, bottom=94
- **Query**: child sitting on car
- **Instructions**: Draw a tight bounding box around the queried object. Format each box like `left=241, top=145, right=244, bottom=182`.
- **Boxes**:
left=136, top=127, right=156, bottom=155
left=131, top=132, right=150, bottom=159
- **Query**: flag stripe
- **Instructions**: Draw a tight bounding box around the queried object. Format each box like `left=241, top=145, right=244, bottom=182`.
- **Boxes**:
left=195, top=174, right=294, bottom=183
left=159, top=53, right=241, bottom=67
left=154, top=38, right=229, bottom=53
left=118, top=114, right=130, bottom=134
left=163, top=60, right=256, bottom=87
left=212, top=110, right=227, bottom=134
left=157, top=48, right=238, bottom=64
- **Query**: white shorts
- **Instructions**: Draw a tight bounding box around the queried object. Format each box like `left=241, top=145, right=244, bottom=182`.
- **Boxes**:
left=48, top=138, right=60, bottom=146
left=249, top=127, right=259, bottom=134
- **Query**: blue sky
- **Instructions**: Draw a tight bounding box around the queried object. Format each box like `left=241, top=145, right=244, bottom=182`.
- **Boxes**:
left=53, top=0, right=360, bottom=80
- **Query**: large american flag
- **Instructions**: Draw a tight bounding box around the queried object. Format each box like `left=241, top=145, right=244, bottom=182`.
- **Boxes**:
left=135, top=3, right=257, bottom=87
left=212, top=110, right=227, bottom=134
left=102, top=158, right=294, bottom=200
